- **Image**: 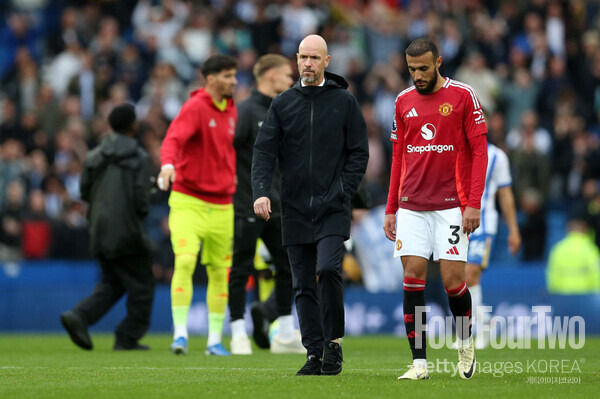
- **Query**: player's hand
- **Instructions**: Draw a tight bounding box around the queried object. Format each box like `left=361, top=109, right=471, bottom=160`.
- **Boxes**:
left=507, top=229, right=522, bottom=255
left=254, top=197, right=271, bottom=221
left=462, top=207, right=480, bottom=234
left=157, top=168, right=176, bottom=191
left=383, top=214, right=396, bottom=241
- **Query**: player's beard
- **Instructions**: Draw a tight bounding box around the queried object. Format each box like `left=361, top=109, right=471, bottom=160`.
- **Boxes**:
left=414, top=68, right=438, bottom=95
left=301, top=70, right=321, bottom=85
left=217, top=81, right=235, bottom=98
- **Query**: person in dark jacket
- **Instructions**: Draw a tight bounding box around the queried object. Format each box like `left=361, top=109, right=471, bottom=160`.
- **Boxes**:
left=252, top=35, right=369, bottom=376
left=228, top=53, right=304, bottom=355
left=60, top=103, right=154, bottom=351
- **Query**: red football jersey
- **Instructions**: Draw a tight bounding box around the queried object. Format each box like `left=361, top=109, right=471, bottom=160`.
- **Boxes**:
left=386, top=78, right=488, bottom=213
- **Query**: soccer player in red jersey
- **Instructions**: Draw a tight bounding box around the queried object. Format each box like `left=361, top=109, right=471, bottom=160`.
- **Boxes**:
left=383, top=38, right=488, bottom=380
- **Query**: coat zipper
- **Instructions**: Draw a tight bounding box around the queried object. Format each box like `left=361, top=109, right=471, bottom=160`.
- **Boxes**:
left=309, top=97, right=314, bottom=222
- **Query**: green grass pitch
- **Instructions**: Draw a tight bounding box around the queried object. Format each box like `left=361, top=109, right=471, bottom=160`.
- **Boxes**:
left=1, top=334, right=598, bottom=398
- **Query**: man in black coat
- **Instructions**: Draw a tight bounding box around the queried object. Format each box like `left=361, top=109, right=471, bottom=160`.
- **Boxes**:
left=60, top=104, right=154, bottom=351
left=229, top=53, right=304, bottom=355
left=252, top=35, right=369, bottom=375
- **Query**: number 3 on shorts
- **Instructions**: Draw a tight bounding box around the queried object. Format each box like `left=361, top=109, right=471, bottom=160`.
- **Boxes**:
left=448, top=225, right=460, bottom=244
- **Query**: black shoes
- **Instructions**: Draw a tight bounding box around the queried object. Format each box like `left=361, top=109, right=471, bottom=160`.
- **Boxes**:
left=114, top=335, right=150, bottom=351
left=113, top=342, right=150, bottom=351
left=60, top=311, right=93, bottom=350
left=250, top=301, right=270, bottom=349
left=296, top=355, right=323, bottom=376
left=321, top=341, right=343, bottom=375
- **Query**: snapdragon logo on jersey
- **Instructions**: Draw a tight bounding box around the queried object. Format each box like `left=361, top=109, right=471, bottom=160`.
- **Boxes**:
left=406, top=123, right=455, bottom=154
left=411, top=305, right=585, bottom=350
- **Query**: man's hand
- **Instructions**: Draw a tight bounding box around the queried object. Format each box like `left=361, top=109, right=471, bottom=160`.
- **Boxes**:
left=462, top=206, right=480, bottom=234
left=157, top=167, right=176, bottom=191
left=254, top=197, right=271, bottom=221
left=383, top=214, right=396, bottom=241
left=507, top=229, right=522, bottom=255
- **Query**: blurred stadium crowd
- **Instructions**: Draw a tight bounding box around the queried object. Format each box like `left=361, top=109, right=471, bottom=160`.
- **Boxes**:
left=1, top=0, right=600, bottom=283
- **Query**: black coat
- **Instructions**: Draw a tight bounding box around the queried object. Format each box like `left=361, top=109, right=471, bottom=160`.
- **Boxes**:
left=252, top=71, right=369, bottom=246
left=81, top=133, right=152, bottom=259
left=233, top=88, right=282, bottom=218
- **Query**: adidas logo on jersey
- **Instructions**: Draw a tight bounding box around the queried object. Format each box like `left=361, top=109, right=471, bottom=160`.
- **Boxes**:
left=406, top=108, right=418, bottom=118
left=446, top=246, right=460, bottom=255
left=209, top=118, right=217, bottom=127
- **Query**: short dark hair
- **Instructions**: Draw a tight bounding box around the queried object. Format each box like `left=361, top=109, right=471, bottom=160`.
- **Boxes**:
left=405, top=37, right=439, bottom=60
left=108, top=103, right=136, bottom=133
left=253, top=54, right=289, bottom=80
left=201, top=54, right=238, bottom=77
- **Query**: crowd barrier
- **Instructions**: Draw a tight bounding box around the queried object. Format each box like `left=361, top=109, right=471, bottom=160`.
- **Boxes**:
left=1, top=261, right=598, bottom=335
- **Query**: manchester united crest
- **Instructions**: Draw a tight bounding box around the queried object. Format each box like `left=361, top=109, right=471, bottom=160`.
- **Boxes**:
left=439, top=102, right=453, bottom=116
left=396, top=239, right=403, bottom=251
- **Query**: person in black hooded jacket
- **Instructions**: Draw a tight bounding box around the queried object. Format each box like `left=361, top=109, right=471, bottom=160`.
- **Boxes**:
left=252, top=35, right=369, bottom=376
left=60, top=104, right=154, bottom=351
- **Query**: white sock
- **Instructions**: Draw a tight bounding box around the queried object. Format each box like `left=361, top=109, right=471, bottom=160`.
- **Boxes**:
left=174, top=325, right=188, bottom=340
left=413, top=359, right=427, bottom=369
left=277, top=315, right=294, bottom=340
left=231, top=319, right=248, bottom=339
left=207, top=331, right=222, bottom=347
left=469, top=284, right=483, bottom=333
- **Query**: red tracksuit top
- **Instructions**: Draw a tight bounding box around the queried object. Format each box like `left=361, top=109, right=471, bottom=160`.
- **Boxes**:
left=160, top=88, right=237, bottom=204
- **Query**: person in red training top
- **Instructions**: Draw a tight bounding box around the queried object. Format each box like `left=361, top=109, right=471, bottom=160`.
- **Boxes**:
left=383, top=38, right=488, bottom=381
left=157, top=54, right=238, bottom=356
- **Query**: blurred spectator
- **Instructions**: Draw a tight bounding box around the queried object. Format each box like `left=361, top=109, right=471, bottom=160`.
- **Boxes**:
left=510, top=124, right=552, bottom=202
left=21, top=189, right=51, bottom=259
left=25, top=149, right=48, bottom=191
left=537, top=56, right=572, bottom=129
left=132, top=0, right=188, bottom=51
left=181, top=11, right=213, bottom=65
left=0, top=139, right=27, bottom=206
left=455, top=51, right=499, bottom=113
left=247, top=1, right=281, bottom=55
left=280, top=0, right=319, bottom=56
left=0, top=179, right=26, bottom=260
left=499, top=68, right=540, bottom=131
left=506, top=110, right=552, bottom=156
left=486, top=111, right=508, bottom=152
left=0, top=13, right=41, bottom=82
left=42, top=173, right=67, bottom=220
left=438, top=18, right=465, bottom=78
left=157, top=32, right=196, bottom=83
left=519, top=188, right=548, bottom=261
left=45, top=36, right=83, bottom=99
left=137, top=61, right=184, bottom=120
left=580, top=179, right=600, bottom=249
left=364, top=3, right=404, bottom=65
left=115, top=44, right=146, bottom=101
left=361, top=103, right=387, bottom=206
left=546, top=212, right=600, bottom=294
left=2, top=47, right=39, bottom=115
left=0, top=98, right=20, bottom=143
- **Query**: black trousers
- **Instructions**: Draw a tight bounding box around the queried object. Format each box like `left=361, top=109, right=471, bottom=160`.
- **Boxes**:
left=72, top=252, right=154, bottom=344
left=287, top=235, right=345, bottom=358
left=228, top=216, right=293, bottom=321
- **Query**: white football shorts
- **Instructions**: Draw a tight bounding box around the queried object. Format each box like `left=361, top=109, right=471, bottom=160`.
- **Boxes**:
left=393, top=207, right=469, bottom=262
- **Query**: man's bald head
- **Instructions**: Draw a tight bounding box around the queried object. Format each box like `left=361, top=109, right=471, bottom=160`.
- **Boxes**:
left=298, top=34, right=328, bottom=56
left=297, top=34, right=330, bottom=86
